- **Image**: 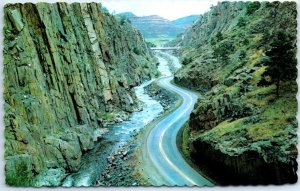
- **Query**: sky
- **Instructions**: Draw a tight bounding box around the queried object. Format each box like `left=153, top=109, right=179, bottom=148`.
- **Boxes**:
left=101, top=0, right=218, bottom=20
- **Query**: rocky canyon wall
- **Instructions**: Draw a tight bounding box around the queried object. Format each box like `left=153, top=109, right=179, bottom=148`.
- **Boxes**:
left=3, top=2, right=157, bottom=186
left=173, top=1, right=297, bottom=184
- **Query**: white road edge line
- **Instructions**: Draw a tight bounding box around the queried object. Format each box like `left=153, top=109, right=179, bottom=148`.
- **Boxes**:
left=157, top=79, right=198, bottom=185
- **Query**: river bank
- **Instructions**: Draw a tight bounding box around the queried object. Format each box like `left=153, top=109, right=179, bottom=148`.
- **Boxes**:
left=61, top=51, right=180, bottom=186
left=94, top=51, right=182, bottom=186
left=132, top=52, right=213, bottom=186
left=96, top=81, right=181, bottom=186
left=62, top=80, right=163, bottom=186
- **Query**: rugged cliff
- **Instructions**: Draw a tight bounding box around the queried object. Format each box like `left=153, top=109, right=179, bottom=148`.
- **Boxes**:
left=173, top=2, right=297, bottom=184
left=4, top=2, right=157, bottom=186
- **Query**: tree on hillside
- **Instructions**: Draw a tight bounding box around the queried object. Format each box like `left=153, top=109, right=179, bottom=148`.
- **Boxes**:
left=213, top=39, right=234, bottom=64
left=146, top=41, right=156, bottom=48
left=265, top=30, right=297, bottom=96
left=210, top=31, right=223, bottom=46
left=216, top=31, right=223, bottom=41
left=246, top=1, right=261, bottom=15
left=237, top=17, right=246, bottom=28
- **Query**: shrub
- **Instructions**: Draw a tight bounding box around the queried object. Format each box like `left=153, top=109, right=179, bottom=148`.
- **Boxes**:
left=210, top=37, right=217, bottom=46
left=155, top=70, right=161, bottom=77
left=146, top=41, right=156, bottom=48
left=6, top=160, right=32, bottom=186
left=239, top=50, right=247, bottom=60
left=237, top=17, right=246, bottom=27
left=133, top=47, right=141, bottom=55
left=246, top=2, right=261, bottom=15
left=182, top=57, right=192, bottom=65
left=216, top=31, right=223, bottom=41
left=213, top=40, right=235, bottom=63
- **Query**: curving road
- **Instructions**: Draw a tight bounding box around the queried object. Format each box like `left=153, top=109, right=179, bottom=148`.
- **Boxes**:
left=145, top=55, right=213, bottom=186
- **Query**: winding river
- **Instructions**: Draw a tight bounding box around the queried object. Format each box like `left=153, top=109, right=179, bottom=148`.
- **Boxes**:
left=61, top=51, right=173, bottom=186
left=61, top=51, right=211, bottom=186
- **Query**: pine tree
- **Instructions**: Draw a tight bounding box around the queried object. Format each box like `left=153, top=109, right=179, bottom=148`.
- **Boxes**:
left=265, top=30, right=296, bottom=96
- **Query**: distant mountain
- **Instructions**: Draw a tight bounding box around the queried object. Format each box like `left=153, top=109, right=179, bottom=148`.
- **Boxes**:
left=171, top=15, right=199, bottom=29
left=117, top=12, right=136, bottom=18
left=117, top=12, right=199, bottom=39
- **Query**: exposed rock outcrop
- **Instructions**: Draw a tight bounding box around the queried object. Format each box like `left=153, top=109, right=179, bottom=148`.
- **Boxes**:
left=4, top=2, right=157, bottom=186
left=144, top=81, right=178, bottom=111
left=172, top=2, right=297, bottom=184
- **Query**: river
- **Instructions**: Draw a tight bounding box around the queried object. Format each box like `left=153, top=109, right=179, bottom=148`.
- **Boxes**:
left=62, top=51, right=178, bottom=186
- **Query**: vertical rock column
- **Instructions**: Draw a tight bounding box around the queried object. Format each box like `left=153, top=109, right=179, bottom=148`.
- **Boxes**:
left=4, top=2, right=157, bottom=186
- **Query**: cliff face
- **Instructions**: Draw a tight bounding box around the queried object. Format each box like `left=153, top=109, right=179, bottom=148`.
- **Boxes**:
left=4, top=2, right=156, bottom=186
left=173, top=2, right=297, bottom=184
left=173, top=2, right=247, bottom=90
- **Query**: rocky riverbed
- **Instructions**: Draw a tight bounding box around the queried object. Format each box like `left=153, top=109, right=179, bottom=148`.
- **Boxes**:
left=60, top=51, right=181, bottom=186
left=144, top=82, right=178, bottom=110
left=96, top=131, right=141, bottom=186
left=62, top=80, right=164, bottom=186
left=4, top=2, right=158, bottom=186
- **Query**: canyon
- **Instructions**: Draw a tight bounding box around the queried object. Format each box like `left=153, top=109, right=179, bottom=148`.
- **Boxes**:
left=3, top=1, right=298, bottom=187
left=171, top=1, right=298, bottom=184
left=4, top=2, right=157, bottom=186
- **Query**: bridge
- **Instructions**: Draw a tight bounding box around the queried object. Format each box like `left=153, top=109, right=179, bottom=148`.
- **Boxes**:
left=150, top=47, right=180, bottom=50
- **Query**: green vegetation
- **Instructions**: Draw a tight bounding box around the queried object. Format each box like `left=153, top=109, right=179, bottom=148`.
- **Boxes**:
left=146, top=41, right=156, bottom=48
left=181, top=57, right=192, bottom=65
left=237, top=17, right=246, bottom=28
left=145, top=37, right=175, bottom=46
left=133, top=47, right=141, bottom=55
left=195, top=89, right=296, bottom=160
left=215, top=31, right=223, bottom=41
left=173, top=1, right=297, bottom=182
left=246, top=1, right=261, bottom=15
left=117, top=15, right=131, bottom=25
left=265, top=30, right=297, bottom=96
left=101, top=112, right=115, bottom=120
left=212, top=39, right=234, bottom=63
left=4, top=3, right=158, bottom=186
left=154, top=70, right=161, bottom=78
left=181, top=124, right=191, bottom=158
left=6, top=159, right=33, bottom=186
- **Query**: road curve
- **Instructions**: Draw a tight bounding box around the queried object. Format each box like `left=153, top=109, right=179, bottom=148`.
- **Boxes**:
left=146, top=76, right=214, bottom=186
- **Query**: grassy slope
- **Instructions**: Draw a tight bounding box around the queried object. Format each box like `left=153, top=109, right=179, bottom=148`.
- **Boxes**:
left=175, top=2, right=297, bottom=164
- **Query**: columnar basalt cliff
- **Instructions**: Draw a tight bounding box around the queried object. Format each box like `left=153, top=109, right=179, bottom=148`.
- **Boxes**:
left=4, top=2, right=157, bottom=186
left=173, top=2, right=297, bottom=184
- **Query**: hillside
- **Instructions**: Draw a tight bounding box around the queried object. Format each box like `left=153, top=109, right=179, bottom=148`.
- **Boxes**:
left=4, top=2, right=157, bottom=186
left=171, top=15, right=199, bottom=29
left=118, top=14, right=183, bottom=38
left=173, top=1, right=297, bottom=184
left=117, top=13, right=199, bottom=39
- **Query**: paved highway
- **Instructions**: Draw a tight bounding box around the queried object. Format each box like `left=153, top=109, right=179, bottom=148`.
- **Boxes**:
left=146, top=75, right=213, bottom=186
